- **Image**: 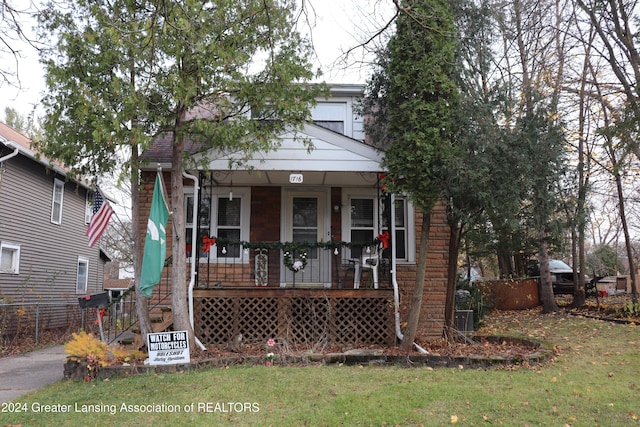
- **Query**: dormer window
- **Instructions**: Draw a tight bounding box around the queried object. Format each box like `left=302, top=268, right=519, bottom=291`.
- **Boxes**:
left=312, top=102, right=347, bottom=136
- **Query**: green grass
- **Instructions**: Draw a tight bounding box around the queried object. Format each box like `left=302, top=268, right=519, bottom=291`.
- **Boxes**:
left=1, top=310, right=639, bottom=426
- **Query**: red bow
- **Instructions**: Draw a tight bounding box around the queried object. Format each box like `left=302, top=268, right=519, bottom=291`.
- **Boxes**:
left=202, top=236, right=216, bottom=253
left=377, top=231, right=390, bottom=249
left=95, top=309, right=105, bottom=325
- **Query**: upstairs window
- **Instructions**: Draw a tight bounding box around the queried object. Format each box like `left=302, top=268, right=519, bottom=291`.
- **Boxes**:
left=85, top=191, right=93, bottom=224
left=51, top=178, right=64, bottom=224
left=312, top=102, right=347, bottom=136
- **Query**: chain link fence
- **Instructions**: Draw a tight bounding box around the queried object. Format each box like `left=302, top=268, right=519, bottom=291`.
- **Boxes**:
left=0, top=301, right=94, bottom=347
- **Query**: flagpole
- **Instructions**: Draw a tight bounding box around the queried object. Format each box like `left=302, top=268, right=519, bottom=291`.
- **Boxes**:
left=156, top=165, right=171, bottom=214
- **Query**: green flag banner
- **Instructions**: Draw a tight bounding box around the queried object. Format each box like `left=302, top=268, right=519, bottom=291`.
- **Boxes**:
left=140, top=173, right=170, bottom=298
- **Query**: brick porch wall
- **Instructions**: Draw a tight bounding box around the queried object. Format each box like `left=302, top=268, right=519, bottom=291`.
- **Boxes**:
left=396, top=202, right=449, bottom=342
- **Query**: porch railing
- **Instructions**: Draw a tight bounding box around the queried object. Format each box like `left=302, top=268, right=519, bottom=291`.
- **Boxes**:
left=193, top=240, right=391, bottom=289
left=95, top=265, right=173, bottom=345
left=89, top=240, right=391, bottom=345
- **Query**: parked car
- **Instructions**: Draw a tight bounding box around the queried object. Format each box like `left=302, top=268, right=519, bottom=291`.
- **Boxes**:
left=529, top=259, right=584, bottom=295
left=548, top=260, right=577, bottom=295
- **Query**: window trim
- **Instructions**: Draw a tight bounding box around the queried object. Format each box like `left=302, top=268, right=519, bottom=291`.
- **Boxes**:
left=312, top=100, right=352, bottom=137
left=51, top=178, right=64, bottom=224
left=341, top=189, right=379, bottom=261
left=392, top=197, right=416, bottom=264
left=85, top=191, right=93, bottom=224
left=185, top=187, right=250, bottom=263
left=0, top=241, right=21, bottom=274
left=341, top=189, right=415, bottom=264
left=76, top=257, right=89, bottom=294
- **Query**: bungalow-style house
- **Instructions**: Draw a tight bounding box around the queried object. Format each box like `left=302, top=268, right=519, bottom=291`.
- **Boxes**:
left=139, top=84, right=450, bottom=348
left=0, top=121, right=107, bottom=334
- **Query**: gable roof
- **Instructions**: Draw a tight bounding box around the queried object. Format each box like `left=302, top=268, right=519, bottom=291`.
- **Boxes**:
left=141, top=122, right=383, bottom=173
left=0, top=121, right=90, bottom=189
left=0, top=121, right=31, bottom=151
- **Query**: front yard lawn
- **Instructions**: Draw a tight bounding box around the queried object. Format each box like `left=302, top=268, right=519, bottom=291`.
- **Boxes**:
left=1, top=307, right=639, bottom=426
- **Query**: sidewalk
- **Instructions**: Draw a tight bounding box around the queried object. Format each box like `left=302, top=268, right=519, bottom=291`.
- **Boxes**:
left=0, top=345, right=66, bottom=403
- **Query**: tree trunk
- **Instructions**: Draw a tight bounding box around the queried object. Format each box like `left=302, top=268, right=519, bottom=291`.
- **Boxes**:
left=496, top=244, right=514, bottom=278
left=614, top=172, right=639, bottom=303
left=171, top=108, right=195, bottom=348
left=539, top=241, right=559, bottom=313
left=571, top=227, right=586, bottom=308
left=132, top=145, right=152, bottom=337
left=400, top=210, right=431, bottom=352
left=571, top=39, right=590, bottom=310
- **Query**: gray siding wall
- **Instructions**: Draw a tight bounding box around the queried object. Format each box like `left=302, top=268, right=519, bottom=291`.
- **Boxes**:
left=0, top=154, right=104, bottom=307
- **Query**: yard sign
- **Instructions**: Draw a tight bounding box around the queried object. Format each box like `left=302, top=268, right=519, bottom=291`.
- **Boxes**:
left=147, top=331, right=190, bottom=365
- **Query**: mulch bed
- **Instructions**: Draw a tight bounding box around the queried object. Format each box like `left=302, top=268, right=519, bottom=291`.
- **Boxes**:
left=75, top=335, right=551, bottom=381
left=188, top=334, right=545, bottom=363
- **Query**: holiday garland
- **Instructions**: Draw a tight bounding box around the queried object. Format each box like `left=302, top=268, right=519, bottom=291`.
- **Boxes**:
left=199, top=237, right=385, bottom=253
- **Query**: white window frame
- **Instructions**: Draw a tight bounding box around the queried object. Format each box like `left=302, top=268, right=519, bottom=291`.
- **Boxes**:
left=312, top=100, right=351, bottom=137
left=391, top=197, right=416, bottom=264
left=85, top=191, right=93, bottom=224
left=76, top=257, right=89, bottom=294
left=185, top=187, right=250, bottom=263
left=341, top=189, right=380, bottom=261
left=341, top=189, right=416, bottom=264
left=0, top=241, right=21, bottom=274
left=184, top=188, right=211, bottom=260
left=211, top=187, right=250, bottom=262
left=51, top=178, right=64, bottom=224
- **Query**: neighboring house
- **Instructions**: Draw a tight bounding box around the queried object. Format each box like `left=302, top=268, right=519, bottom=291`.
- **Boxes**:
left=0, top=121, right=107, bottom=333
left=139, top=84, right=450, bottom=347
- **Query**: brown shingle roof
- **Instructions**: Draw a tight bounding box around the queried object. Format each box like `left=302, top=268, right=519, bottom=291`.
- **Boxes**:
left=0, top=121, right=91, bottom=189
left=140, top=131, right=204, bottom=164
left=0, top=121, right=32, bottom=151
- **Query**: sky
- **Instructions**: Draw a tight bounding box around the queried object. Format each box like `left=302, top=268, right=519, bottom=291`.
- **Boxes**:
left=0, top=0, right=394, bottom=120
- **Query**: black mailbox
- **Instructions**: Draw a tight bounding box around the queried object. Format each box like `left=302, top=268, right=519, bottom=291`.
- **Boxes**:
left=78, top=291, right=109, bottom=309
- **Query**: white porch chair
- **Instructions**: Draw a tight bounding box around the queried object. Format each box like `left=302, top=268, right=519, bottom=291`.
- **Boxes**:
left=353, top=246, right=380, bottom=289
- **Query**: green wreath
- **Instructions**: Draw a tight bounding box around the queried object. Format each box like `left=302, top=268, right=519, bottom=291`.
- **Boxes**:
left=283, top=249, right=308, bottom=272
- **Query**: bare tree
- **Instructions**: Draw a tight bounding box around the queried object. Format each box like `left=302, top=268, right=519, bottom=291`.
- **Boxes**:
left=576, top=0, right=640, bottom=163
left=0, top=1, right=41, bottom=90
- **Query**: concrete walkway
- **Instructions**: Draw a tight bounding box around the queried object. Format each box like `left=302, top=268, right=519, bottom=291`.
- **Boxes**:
left=0, top=345, right=66, bottom=403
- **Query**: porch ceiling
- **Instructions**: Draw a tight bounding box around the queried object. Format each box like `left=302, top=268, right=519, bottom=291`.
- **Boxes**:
left=196, top=169, right=382, bottom=187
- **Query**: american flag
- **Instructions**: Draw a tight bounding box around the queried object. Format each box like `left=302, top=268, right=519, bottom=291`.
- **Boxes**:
left=86, top=189, right=113, bottom=247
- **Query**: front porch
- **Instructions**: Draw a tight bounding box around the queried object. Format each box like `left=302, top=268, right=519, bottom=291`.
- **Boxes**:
left=193, top=287, right=396, bottom=347
left=188, top=240, right=396, bottom=348
left=192, top=242, right=392, bottom=290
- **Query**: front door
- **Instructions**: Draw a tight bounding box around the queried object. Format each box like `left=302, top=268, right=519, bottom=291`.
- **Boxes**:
left=282, top=190, right=330, bottom=287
